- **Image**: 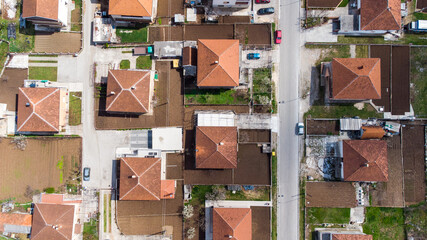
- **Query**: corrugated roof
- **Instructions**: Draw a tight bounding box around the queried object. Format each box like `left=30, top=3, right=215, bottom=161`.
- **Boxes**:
left=17, top=88, right=60, bottom=133
left=31, top=203, right=75, bottom=240
left=109, top=0, right=152, bottom=17
left=340, top=118, right=362, bottom=131
left=0, top=212, right=32, bottom=233
left=332, top=58, right=381, bottom=100
left=197, top=39, right=240, bottom=87
left=343, top=140, right=388, bottom=182
left=195, top=126, right=238, bottom=169
left=22, top=0, right=59, bottom=20
left=360, top=0, right=401, bottom=30
left=361, top=126, right=385, bottom=139
left=213, top=208, right=252, bottom=240
left=119, top=157, right=176, bottom=200
left=106, top=70, right=151, bottom=114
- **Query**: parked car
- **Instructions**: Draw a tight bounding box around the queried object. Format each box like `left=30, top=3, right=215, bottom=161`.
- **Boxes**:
left=247, top=53, right=261, bottom=60
left=297, top=122, right=304, bottom=135
left=258, top=7, right=274, bottom=15
left=83, top=167, right=90, bottom=181
left=255, top=0, right=270, bottom=3
left=275, top=30, right=282, bottom=44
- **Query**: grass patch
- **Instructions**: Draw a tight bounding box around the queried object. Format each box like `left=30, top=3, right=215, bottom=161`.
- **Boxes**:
left=356, top=45, right=369, bottom=58
left=300, top=179, right=306, bottom=240
left=83, top=218, right=99, bottom=240
left=31, top=55, right=58, bottom=57
left=363, top=207, right=405, bottom=240
left=226, top=187, right=270, bottom=201
left=136, top=55, right=152, bottom=69
left=116, top=27, right=148, bottom=43
left=28, top=60, right=57, bottom=63
left=57, top=156, right=64, bottom=184
left=307, top=208, right=350, bottom=224
left=0, top=18, right=35, bottom=53
left=306, top=44, right=350, bottom=66
left=304, top=104, right=383, bottom=119
left=29, top=67, right=58, bottom=82
left=272, top=151, right=277, bottom=240
left=253, top=68, right=272, bottom=105
left=414, top=12, right=427, bottom=20
left=44, top=187, right=55, bottom=194
left=0, top=42, right=8, bottom=74
left=71, top=0, right=82, bottom=31
left=103, top=194, right=107, bottom=232
left=69, top=92, right=82, bottom=126
left=405, top=202, right=427, bottom=238
left=410, top=47, right=427, bottom=117
left=121, top=50, right=133, bottom=53
left=338, top=0, right=349, bottom=7
left=108, top=196, right=112, bottom=233
left=185, top=89, right=250, bottom=105
left=189, top=185, right=212, bottom=205
left=120, top=60, right=130, bottom=69
left=338, top=34, right=427, bottom=45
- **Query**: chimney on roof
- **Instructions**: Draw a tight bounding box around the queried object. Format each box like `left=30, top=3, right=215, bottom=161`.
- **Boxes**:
left=131, top=175, right=137, bottom=178
left=25, top=103, right=30, bottom=107
left=228, top=235, right=233, bottom=239
left=214, top=60, right=219, bottom=64
left=363, top=163, right=369, bottom=167
left=219, top=142, right=224, bottom=146
left=110, top=91, right=115, bottom=95
left=358, top=65, right=364, bottom=70
left=131, top=86, right=136, bottom=90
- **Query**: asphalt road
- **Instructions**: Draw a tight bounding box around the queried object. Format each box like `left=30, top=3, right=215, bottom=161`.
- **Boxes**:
left=277, top=0, right=301, bottom=239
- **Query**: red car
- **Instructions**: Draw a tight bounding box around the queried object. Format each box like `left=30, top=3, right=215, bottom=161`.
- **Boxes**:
left=255, top=0, right=270, bottom=3
left=275, top=30, right=282, bottom=44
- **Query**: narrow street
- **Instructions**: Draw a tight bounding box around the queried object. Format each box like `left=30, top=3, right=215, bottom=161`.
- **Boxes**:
left=277, top=0, right=302, bottom=239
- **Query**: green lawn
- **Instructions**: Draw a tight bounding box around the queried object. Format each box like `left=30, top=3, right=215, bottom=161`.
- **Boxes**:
left=338, top=0, right=349, bottom=7
left=272, top=151, right=277, bottom=240
left=120, top=60, right=130, bottom=69
left=306, top=44, right=351, bottom=66
left=305, top=104, right=383, bottom=119
left=136, top=55, right=152, bottom=69
left=0, top=19, right=35, bottom=53
left=116, top=27, right=148, bottom=43
left=414, top=12, right=427, bottom=20
left=69, top=92, right=82, bottom=126
left=253, top=68, right=272, bottom=105
left=356, top=45, right=369, bottom=58
left=410, top=47, right=427, bottom=117
left=28, top=67, right=58, bottom=82
left=189, top=185, right=212, bottom=205
left=185, top=89, right=250, bottom=105
left=338, top=34, right=427, bottom=46
left=83, top=219, right=99, bottom=240
left=226, top=187, right=270, bottom=201
left=307, top=208, right=350, bottom=224
left=363, top=207, right=405, bottom=240
left=0, top=42, right=8, bottom=73
left=404, top=202, right=427, bottom=238
left=70, top=0, right=82, bottom=31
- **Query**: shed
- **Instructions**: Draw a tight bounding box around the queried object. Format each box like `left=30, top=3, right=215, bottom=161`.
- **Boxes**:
left=340, top=118, right=362, bottom=131
left=360, top=126, right=385, bottom=139
left=197, top=112, right=235, bottom=127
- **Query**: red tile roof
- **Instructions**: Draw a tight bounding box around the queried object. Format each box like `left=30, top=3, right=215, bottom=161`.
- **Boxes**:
left=213, top=208, right=252, bottom=240
left=31, top=203, right=75, bottom=240
left=343, top=140, right=388, bottom=182
left=195, top=126, right=238, bottom=169
left=22, top=0, right=59, bottom=20
left=360, top=0, right=401, bottom=31
left=109, top=0, right=152, bottom=17
left=17, top=87, right=60, bottom=132
left=106, top=70, right=151, bottom=114
left=0, top=212, right=32, bottom=232
left=197, top=39, right=240, bottom=87
left=332, top=58, right=381, bottom=100
left=333, top=234, right=373, bottom=240
left=119, top=157, right=176, bottom=200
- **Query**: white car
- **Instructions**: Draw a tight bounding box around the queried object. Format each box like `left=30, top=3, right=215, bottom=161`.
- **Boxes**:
left=297, top=122, right=304, bottom=135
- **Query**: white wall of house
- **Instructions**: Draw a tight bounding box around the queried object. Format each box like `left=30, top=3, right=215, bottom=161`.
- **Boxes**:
left=212, top=0, right=250, bottom=8
left=58, top=0, right=69, bottom=26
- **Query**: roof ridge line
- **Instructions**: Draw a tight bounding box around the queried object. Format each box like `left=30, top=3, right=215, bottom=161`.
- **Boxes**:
left=366, top=60, right=381, bottom=97
left=128, top=89, right=148, bottom=112
left=217, top=209, right=236, bottom=235
left=362, top=7, right=388, bottom=30
left=53, top=206, right=74, bottom=240
left=232, top=209, right=250, bottom=232
left=138, top=158, right=160, bottom=178
left=106, top=91, right=123, bottom=111
left=333, top=60, right=359, bottom=98
left=199, top=64, right=220, bottom=85
left=119, top=183, right=139, bottom=200
left=31, top=204, right=48, bottom=240
left=33, top=112, right=59, bottom=132
left=35, top=88, right=59, bottom=105
left=140, top=183, right=160, bottom=200
left=17, top=112, right=34, bottom=132
left=197, top=127, right=223, bottom=167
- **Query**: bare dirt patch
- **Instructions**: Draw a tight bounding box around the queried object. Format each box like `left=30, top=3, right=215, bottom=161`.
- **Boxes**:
left=0, top=68, right=27, bottom=111
left=235, top=24, right=271, bottom=45
left=0, top=137, right=82, bottom=202
left=156, top=0, right=184, bottom=17
left=306, top=119, right=340, bottom=136
left=148, top=26, right=184, bottom=42
left=252, top=206, right=271, bottom=240
left=95, top=61, right=183, bottom=129
left=183, top=24, right=234, bottom=40
left=34, top=32, right=81, bottom=53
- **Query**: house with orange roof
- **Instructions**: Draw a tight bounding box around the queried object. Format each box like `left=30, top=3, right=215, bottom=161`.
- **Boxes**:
left=335, top=0, right=401, bottom=35
left=22, top=0, right=69, bottom=29
left=106, top=69, right=153, bottom=115
left=0, top=212, right=32, bottom=234
left=30, top=203, right=77, bottom=240
left=323, top=58, right=381, bottom=101
left=339, top=140, right=388, bottom=182
left=17, top=87, right=68, bottom=134
left=119, top=157, right=176, bottom=200
left=212, top=208, right=252, bottom=239
left=197, top=39, right=240, bottom=88
left=109, top=0, right=157, bottom=24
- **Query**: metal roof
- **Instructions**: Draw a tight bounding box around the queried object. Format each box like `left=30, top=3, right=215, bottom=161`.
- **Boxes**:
left=340, top=118, right=362, bottom=131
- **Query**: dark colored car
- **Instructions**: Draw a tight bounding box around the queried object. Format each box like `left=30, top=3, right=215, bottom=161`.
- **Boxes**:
left=258, top=7, right=274, bottom=15
left=83, top=167, right=90, bottom=181
left=255, top=0, right=270, bottom=3
left=275, top=30, right=282, bottom=44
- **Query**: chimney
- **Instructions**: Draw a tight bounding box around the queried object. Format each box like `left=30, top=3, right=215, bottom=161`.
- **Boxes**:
left=110, top=91, right=115, bottom=95
left=131, top=175, right=137, bottom=178
left=131, top=86, right=136, bottom=90
left=228, top=235, right=233, bottom=239
left=214, top=60, right=219, bottom=64
left=358, top=65, right=364, bottom=70
left=363, top=163, right=369, bottom=167
left=25, top=103, right=30, bottom=107
left=219, top=142, right=224, bottom=146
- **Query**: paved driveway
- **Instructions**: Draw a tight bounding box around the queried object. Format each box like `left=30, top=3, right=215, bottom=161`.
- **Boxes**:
left=241, top=49, right=273, bottom=68
left=253, top=0, right=277, bottom=23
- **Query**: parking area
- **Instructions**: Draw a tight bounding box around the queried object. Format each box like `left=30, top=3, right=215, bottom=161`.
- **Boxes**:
left=253, top=0, right=278, bottom=23
left=241, top=48, right=273, bottom=68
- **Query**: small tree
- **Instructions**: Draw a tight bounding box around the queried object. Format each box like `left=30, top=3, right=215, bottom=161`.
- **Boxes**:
left=187, top=227, right=196, bottom=239
left=205, top=186, right=226, bottom=201
left=182, top=204, right=194, bottom=219
left=11, top=135, right=27, bottom=151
